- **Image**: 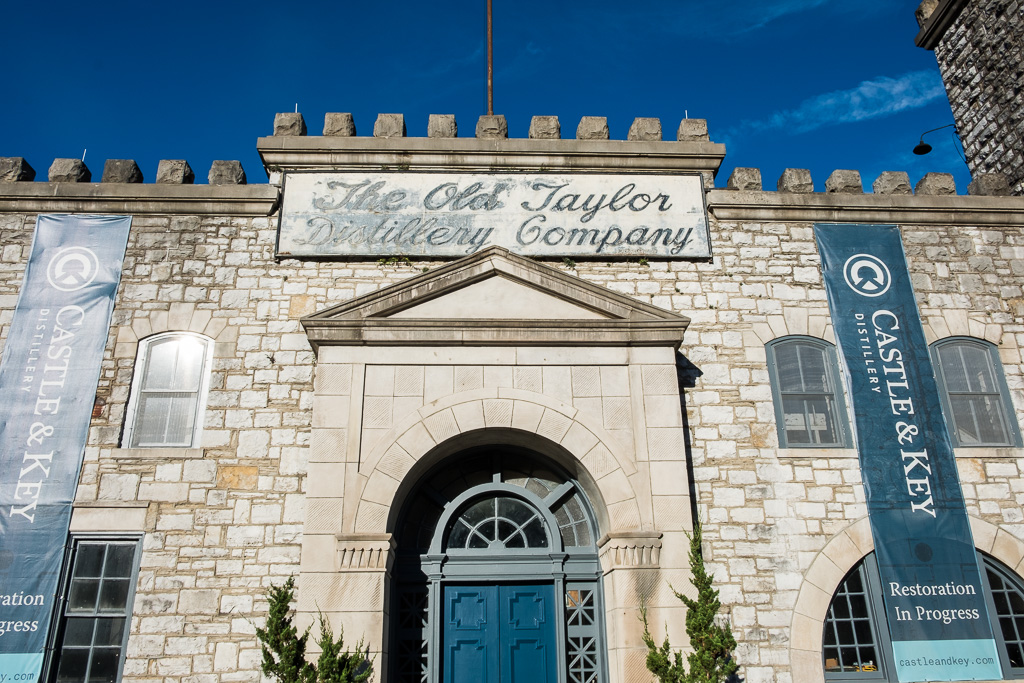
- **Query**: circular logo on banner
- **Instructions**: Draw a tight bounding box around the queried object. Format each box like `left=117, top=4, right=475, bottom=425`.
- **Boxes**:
left=47, top=246, right=100, bottom=291
left=843, top=254, right=891, bottom=297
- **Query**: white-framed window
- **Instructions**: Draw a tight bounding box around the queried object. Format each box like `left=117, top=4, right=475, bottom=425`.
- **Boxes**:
left=931, top=337, right=1022, bottom=448
left=122, top=332, right=213, bottom=448
left=766, top=336, right=851, bottom=448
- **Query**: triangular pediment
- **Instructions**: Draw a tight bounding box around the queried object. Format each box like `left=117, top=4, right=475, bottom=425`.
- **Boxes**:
left=301, top=247, right=689, bottom=348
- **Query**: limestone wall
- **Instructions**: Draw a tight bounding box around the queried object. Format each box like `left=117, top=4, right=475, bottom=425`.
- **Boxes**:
left=0, top=172, right=1024, bottom=683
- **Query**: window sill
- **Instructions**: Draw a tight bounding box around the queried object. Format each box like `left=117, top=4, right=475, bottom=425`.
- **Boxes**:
left=111, top=447, right=206, bottom=460
left=954, top=446, right=1024, bottom=459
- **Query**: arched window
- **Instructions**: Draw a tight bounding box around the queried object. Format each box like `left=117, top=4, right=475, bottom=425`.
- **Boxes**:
left=931, top=338, right=1021, bottom=448
left=122, top=332, right=214, bottom=448
left=766, top=337, right=851, bottom=448
left=391, top=447, right=606, bottom=683
left=823, top=552, right=1024, bottom=679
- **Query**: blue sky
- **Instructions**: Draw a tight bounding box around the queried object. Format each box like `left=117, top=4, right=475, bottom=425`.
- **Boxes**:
left=3, top=0, right=970, bottom=192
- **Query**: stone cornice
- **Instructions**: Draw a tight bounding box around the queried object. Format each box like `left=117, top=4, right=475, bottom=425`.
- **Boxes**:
left=707, top=189, right=1024, bottom=226
left=915, top=0, right=968, bottom=49
left=0, top=182, right=280, bottom=216
left=257, top=135, right=726, bottom=175
left=303, top=318, right=692, bottom=348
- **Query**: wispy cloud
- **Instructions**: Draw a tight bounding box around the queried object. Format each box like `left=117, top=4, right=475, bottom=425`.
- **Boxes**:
left=735, top=70, right=947, bottom=135
left=592, top=0, right=886, bottom=39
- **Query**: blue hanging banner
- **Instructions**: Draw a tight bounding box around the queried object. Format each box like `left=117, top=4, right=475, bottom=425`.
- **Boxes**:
left=0, top=215, right=131, bottom=679
left=815, top=223, right=1002, bottom=682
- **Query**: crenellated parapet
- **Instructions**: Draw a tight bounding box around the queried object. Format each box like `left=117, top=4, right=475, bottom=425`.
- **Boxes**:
left=2, top=110, right=1022, bottom=221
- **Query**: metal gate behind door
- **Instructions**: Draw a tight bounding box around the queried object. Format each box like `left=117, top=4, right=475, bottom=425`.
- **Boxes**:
left=443, top=584, right=557, bottom=682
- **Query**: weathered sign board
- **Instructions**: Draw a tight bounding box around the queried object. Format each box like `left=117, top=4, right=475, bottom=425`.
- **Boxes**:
left=278, top=172, right=710, bottom=258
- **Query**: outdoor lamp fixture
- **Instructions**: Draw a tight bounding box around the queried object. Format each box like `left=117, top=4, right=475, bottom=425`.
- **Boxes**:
left=914, top=123, right=957, bottom=155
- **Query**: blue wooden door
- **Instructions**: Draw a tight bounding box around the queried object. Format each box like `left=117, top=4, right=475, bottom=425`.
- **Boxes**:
left=443, top=586, right=500, bottom=682
left=443, top=584, right=557, bottom=683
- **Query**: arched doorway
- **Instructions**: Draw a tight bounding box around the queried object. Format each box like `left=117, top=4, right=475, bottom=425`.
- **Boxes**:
left=390, top=445, right=607, bottom=683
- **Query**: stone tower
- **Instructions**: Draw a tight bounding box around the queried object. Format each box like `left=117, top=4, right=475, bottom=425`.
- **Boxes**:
left=916, top=0, right=1024, bottom=195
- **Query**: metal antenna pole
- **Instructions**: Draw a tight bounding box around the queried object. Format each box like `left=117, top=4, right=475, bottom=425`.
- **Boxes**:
left=487, top=0, right=493, bottom=115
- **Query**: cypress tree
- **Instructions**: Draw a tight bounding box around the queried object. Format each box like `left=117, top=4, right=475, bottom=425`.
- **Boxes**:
left=256, top=577, right=316, bottom=683
left=256, top=577, right=374, bottom=683
left=641, top=521, right=739, bottom=683
left=314, top=614, right=372, bottom=683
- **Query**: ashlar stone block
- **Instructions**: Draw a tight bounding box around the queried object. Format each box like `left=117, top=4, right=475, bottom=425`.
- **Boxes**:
left=48, top=158, right=91, bottom=183
left=825, top=169, right=863, bottom=193
left=727, top=167, right=762, bottom=191
left=528, top=115, right=560, bottom=139
left=323, top=113, right=356, bottom=136
left=0, top=157, right=35, bottom=181
left=156, top=160, right=195, bottom=184
left=628, top=117, right=662, bottom=141
left=273, top=112, right=307, bottom=136
left=373, top=113, right=406, bottom=138
left=475, top=114, right=508, bottom=139
left=872, top=171, right=912, bottom=195
left=576, top=116, right=609, bottom=140
left=777, top=168, right=813, bottom=193
left=676, top=118, right=709, bottom=141
left=427, top=114, right=457, bottom=138
left=915, top=172, right=957, bottom=195
left=208, top=160, right=246, bottom=185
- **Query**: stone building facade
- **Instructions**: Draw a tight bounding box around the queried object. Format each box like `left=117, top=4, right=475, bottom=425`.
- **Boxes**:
left=916, top=0, right=1024, bottom=194
left=1, top=111, right=1024, bottom=683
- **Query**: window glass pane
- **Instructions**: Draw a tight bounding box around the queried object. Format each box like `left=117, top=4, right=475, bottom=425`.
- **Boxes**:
left=572, top=520, right=591, bottom=547
left=75, top=545, right=105, bottom=578
left=144, top=337, right=205, bottom=392
left=958, top=344, right=997, bottom=393
left=93, top=618, right=126, bottom=647
left=460, top=499, right=492, bottom=528
left=168, top=337, right=206, bottom=391
left=498, top=497, right=536, bottom=527
left=62, top=618, right=95, bottom=647
left=775, top=344, right=805, bottom=393
left=938, top=344, right=972, bottom=392
left=55, top=649, right=90, bottom=683
left=88, top=648, right=122, bottom=683
left=104, top=545, right=136, bottom=578
left=523, top=519, right=548, bottom=548
left=142, top=339, right=178, bottom=390
left=98, top=580, right=131, bottom=611
left=68, top=579, right=99, bottom=613
left=497, top=519, right=518, bottom=544
left=951, top=396, right=1010, bottom=446
left=781, top=398, right=811, bottom=444
left=132, top=393, right=197, bottom=447
left=448, top=520, right=470, bottom=548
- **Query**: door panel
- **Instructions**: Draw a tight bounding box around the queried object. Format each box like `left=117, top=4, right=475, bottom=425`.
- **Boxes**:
left=443, top=586, right=500, bottom=683
left=443, top=584, right=557, bottom=683
left=501, top=586, right=556, bottom=681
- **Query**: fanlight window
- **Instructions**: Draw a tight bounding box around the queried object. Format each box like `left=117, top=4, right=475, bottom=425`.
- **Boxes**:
left=446, top=496, right=548, bottom=550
